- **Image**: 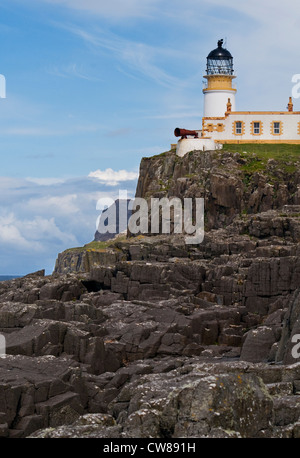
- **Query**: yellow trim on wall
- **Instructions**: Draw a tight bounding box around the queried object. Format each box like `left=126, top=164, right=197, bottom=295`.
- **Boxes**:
left=216, top=123, right=225, bottom=132
left=205, top=123, right=213, bottom=132
left=250, top=120, right=263, bottom=136
left=201, top=117, right=206, bottom=138
left=203, top=74, right=236, bottom=91
left=203, top=88, right=237, bottom=94
left=202, top=116, right=226, bottom=121
left=225, top=111, right=300, bottom=115
left=203, top=121, right=225, bottom=133
left=270, top=121, right=283, bottom=136
left=216, top=139, right=300, bottom=144
left=232, top=120, right=245, bottom=136
left=298, top=122, right=300, bottom=135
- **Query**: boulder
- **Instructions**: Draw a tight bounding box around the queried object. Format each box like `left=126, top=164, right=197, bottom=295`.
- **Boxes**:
left=240, top=326, right=277, bottom=362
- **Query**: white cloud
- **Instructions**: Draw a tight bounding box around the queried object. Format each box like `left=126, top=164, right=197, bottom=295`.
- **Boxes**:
left=199, top=0, right=300, bottom=74
left=59, top=24, right=182, bottom=88
left=21, top=216, right=77, bottom=245
left=88, top=168, right=139, bottom=186
left=26, top=177, right=66, bottom=186
left=0, top=173, right=138, bottom=274
left=26, top=194, right=79, bottom=215
left=47, top=63, right=101, bottom=81
left=0, top=177, right=29, bottom=189
left=0, top=213, right=76, bottom=252
left=0, top=214, right=35, bottom=250
left=38, top=0, right=162, bottom=19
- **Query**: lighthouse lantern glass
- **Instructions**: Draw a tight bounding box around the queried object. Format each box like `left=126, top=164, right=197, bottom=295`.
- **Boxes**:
left=206, top=57, right=233, bottom=75
left=206, top=40, right=234, bottom=75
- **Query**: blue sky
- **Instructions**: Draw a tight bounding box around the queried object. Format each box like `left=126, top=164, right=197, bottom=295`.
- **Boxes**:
left=0, top=0, right=299, bottom=275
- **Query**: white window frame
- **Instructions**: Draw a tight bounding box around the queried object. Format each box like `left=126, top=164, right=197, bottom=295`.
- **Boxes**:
left=235, top=121, right=242, bottom=135
left=253, top=122, right=260, bottom=134
left=273, top=122, right=280, bottom=135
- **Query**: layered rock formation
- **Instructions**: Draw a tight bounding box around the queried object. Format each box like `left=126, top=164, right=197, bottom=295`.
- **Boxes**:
left=94, top=199, right=132, bottom=242
left=1, top=148, right=300, bottom=438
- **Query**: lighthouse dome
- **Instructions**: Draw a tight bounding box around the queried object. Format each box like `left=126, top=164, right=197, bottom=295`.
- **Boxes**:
left=206, top=39, right=234, bottom=75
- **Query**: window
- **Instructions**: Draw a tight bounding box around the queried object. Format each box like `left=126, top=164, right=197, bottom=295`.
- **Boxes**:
left=235, top=121, right=242, bottom=134
left=253, top=122, right=260, bottom=134
left=251, top=121, right=263, bottom=136
left=272, top=121, right=282, bottom=135
left=273, top=122, right=280, bottom=134
left=233, top=121, right=244, bottom=136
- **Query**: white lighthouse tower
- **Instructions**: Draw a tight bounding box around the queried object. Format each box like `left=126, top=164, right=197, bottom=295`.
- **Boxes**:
left=203, top=39, right=236, bottom=117
left=175, top=38, right=300, bottom=156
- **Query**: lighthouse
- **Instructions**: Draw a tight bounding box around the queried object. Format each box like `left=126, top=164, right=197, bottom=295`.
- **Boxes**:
left=174, top=39, right=300, bottom=156
left=203, top=39, right=236, bottom=117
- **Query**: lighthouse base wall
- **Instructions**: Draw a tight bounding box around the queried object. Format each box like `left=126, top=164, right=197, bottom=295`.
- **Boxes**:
left=176, top=138, right=218, bottom=156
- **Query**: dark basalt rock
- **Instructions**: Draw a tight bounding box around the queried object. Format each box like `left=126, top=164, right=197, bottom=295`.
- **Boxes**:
left=2, top=150, right=300, bottom=437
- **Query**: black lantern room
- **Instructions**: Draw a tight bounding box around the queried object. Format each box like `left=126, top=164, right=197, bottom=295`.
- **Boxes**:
left=206, top=39, right=233, bottom=75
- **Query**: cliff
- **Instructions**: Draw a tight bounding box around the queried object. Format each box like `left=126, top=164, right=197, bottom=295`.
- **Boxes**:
left=1, top=145, right=300, bottom=438
left=55, top=144, right=300, bottom=272
left=135, top=146, right=300, bottom=229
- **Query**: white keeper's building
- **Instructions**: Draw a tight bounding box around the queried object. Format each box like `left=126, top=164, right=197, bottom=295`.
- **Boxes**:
left=176, top=39, right=300, bottom=156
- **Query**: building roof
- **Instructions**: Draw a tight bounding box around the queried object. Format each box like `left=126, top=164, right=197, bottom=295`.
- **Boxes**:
left=207, top=39, right=233, bottom=60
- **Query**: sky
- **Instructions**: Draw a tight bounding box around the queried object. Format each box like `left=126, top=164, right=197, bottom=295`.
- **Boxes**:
left=0, top=0, right=300, bottom=275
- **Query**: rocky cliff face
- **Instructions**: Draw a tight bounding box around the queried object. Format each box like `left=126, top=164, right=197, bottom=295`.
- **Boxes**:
left=135, top=148, right=300, bottom=230
left=2, top=148, right=300, bottom=438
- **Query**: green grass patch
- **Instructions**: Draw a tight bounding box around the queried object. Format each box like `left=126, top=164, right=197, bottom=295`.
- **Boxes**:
left=83, top=241, right=114, bottom=250
left=223, top=143, right=300, bottom=156
left=63, top=243, right=109, bottom=254
left=63, top=234, right=128, bottom=254
left=145, top=150, right=168, bottom=160
left=223, top=144, right=300, bottom=173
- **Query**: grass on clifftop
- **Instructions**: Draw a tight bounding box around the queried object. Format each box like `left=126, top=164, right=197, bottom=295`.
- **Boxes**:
left=223, top=143, right=300, bottom=174
left=64, top=234, right=128, bottom=253
left=147, top=144, right=300, bottom=175
left=63, top=241, right=111, bottom=253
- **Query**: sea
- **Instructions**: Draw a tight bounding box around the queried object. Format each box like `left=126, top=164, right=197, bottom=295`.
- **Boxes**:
left=0, top=275, right=21, bottom=281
